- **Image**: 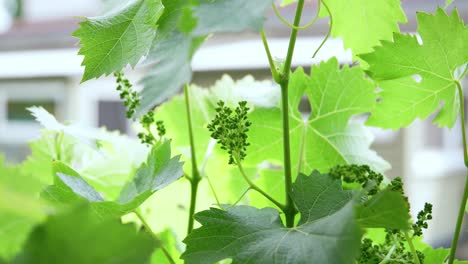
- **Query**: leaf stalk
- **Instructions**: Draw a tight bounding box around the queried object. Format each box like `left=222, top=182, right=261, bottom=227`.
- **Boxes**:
left=261, top=29, right=281, bottom=83
left=235, top=156, right=286, bottom=211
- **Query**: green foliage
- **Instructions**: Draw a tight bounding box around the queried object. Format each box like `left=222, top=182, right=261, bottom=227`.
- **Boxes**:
left=76, top=0, right=273, bottom=114
left=190, top=0, right=273, bottom=35
left=361, top=8, right=468, bottom=129
left=43, top=141, right=184, bottom=217
left=12, top=206, right=158, bottom=264
left=0, top=158, right=46, bottom=260
left=26, top=107, right=149, bottom=199
left=5, top=1, right=468, bottom=263
left=74, top=0, right=164, bottom=82
left=446, top=0, right=455, bottom=8
left=320, top=0, right=407, bottom=56
left=182, top=172, right=362, bottom=264
left=247, top=59, right=389, bottom=174
left=356, top=190, right=411, bottom=230
left=150, top=229, right=183, bottom=264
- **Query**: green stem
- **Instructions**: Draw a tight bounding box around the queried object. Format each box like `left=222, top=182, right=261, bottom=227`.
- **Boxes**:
left=312, top=0, right=332, bottom=58
left=378, top=243, right=396, bottom=264
left=456, top=81, right=468, bottom=167
left=224, top=187, right=252, bottom=210
left=449, top=81, right=468, bottom=264
left=205, top=174, right=222, bottom=208
left=271, top=1, right=320, bottom=30
left=134, top=210, right=176, bottom=264
left=184, top=84, right=202, bottom=235
left=404, top=232, right=421, bottom=264
left=54, top=131, right=64, bottom=161
left=279, top=0, right=305, bottom=228
left=235, top=156, right=286, bottom=211
left=261, top=29, right=280, bottom=83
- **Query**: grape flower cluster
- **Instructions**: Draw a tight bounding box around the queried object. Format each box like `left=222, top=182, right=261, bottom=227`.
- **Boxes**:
left=114, top=72, right=166, bottom=146
left=207, top=101, right=252, bottom=165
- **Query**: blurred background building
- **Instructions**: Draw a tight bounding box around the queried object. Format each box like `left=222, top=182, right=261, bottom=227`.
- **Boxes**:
left=1, top=0, right=468, bottom=257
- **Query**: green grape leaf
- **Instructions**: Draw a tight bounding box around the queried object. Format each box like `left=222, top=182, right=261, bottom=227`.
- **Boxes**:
left=12, top=206, right=157, bottom=264
left=280, top=0, right=296, bottom=6
left=445, top=0, right=455, bottom=8
left=191, top=0, right=273, bottom=35
left=42, top=141, right=184, bottom=217
left=0, top=158, right=46, bottom=261
left=357, top=189, right=410, bottom=230
left=154, top=85, right=215, bottom=171
left=182, top=172, right=361, bottom=264
left=24, top=109, right=149, bottom=200
left=422, top=247, right=468, bottom=264
left=321, top=0, right=406, bottom=56
left=73, top=0, right=164, bottom=82
left=137, top=0, right=275, bottom=114
left=151, top=229, right=183, bottom=264
left=423, top=248, right=450, bottom=264
left=145, top=78, right=270, bottom=239
left=138, top=32, right=198, bottom=114
left=360, top=8, right=468, bottom=129
left=28, top=107, right=99, bottom=148
left=291, top=170, right=353, bottom=224
left=246, top=58, right=389, bottom=175
left=248, top=168, right=285, bottom=209
left=137, top=0, right=206, bottom=114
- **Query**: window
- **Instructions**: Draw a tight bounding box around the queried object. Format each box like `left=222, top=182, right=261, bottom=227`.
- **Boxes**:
left=7, top=100, right=55, bottom=121
left=98, top=100, right=127, bottom=133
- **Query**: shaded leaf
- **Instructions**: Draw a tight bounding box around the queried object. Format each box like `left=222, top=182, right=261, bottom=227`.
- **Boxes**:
left=42, top=141, right=184, bottom=217
left=292, top=170, right=352, bottom=224
left=182, top=172, right=361, bottom=264
left=357, top=189, right=410, bottom=230
left=191, top=0, right=273, bottom=35
left=137, top=0, right=205, bottom=114
left=12, top=206, right=158, bottom=264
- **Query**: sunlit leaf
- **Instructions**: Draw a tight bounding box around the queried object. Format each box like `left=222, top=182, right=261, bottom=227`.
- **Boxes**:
left=361, top=8, right=468, bottom=129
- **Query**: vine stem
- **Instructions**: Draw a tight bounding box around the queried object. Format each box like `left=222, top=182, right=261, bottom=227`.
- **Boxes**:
left=449, top=81, right=468, bottom=264
left=184, top=84, right=201, bottom=235
left=134, top=210, right=176, bottom=264
left=404, top=232, right=421, bottom=264
left=235, top=156, right=286, bottom=211
left=279, top=0, right=305, bottom=228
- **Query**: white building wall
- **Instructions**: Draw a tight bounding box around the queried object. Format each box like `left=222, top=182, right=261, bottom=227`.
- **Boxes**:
left=22, top=0, right=101, bottom=20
